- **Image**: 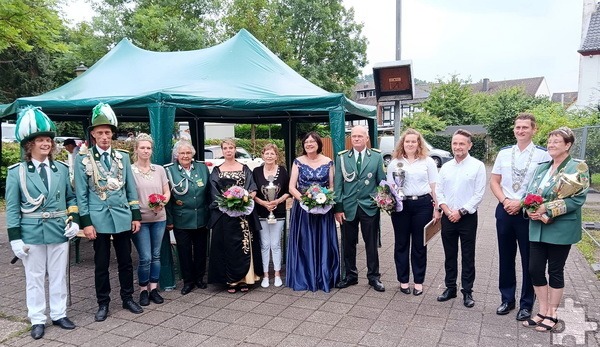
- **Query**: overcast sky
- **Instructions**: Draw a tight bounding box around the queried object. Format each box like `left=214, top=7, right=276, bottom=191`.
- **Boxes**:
left=63, top=0, right=584, bottom=93
left=344, top=0, right=584, bottom=93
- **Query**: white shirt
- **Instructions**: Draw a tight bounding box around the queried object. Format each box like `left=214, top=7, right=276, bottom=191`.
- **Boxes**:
left=354, top=148, right=366, bottom=163
left=32, top=158, right=51, bottom=188
left=386, top=156, right=438, bottom=196
left=436, top=154, right=486, bottom=213
left=491, top=142, right=551, bottom=199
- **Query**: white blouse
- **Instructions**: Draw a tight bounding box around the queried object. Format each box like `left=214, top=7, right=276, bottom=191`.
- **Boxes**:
left=386, top=156, right=439, bottom=196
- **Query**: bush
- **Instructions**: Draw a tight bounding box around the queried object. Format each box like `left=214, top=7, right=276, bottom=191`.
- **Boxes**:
left=234, top=124, right=284, bottom=139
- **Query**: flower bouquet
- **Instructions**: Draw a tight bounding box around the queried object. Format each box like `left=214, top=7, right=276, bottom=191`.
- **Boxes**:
left=300, top=183, right=335, bottom=214
left=217, top=185, right=255, bottom=217
left=521, top=193, right=543, bottom=213
left=148, top=193, right=166, bottom=215
left=372, top=180, right=402, bottom=214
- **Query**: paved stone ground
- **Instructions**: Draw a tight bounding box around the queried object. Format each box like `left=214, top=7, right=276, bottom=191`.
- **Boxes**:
left=1, top=171, right=599, bottom=346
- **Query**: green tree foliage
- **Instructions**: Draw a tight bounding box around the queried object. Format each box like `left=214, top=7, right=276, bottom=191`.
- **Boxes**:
left=0, top=0, right=67, bottom=53
left=0, top=48, right=59, bottom=103
left=89, top=0, right=221, bottom=52
left=422, top=75, right=477, bottom=126
left=484, top=87, right=546, bottom=149
left=401, top=111, right=446, bottom=136
left=274, top=0, right=367, bottom=94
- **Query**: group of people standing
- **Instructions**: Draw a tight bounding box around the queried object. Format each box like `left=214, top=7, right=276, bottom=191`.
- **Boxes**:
left=7, top=103, right=589, bottom=340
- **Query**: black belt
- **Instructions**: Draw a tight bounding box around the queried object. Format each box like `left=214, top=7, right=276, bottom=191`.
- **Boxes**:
left=401, top=194, right=431, bottom=201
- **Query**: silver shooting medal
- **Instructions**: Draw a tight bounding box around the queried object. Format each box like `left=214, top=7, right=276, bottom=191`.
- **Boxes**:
left=367, top=172, right=373, bottom=179
left=365, top=180, right=369, bottom=185
left=512, top=182, right=520, bottom=191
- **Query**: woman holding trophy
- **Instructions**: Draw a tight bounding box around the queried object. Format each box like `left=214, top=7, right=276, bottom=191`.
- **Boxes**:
left=386, top=129, right=441, bottom=296
left=253, top=144, right=290, bottom=288
left=523, top=127, right=589, bottom=332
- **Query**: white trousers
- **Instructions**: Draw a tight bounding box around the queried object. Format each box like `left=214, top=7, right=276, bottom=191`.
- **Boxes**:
left=22, top=242, right=69, bottom=324
left=259, top=219, right=284, bottom=272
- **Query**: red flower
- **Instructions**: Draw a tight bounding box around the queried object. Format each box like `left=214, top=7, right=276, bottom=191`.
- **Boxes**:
left=148, top=193, right=166, bottom=209
left=521, top=193, right=543, bottom=213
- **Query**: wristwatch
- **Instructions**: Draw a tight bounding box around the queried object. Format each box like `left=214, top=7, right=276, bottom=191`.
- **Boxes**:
left=459, top=208, right=468, bottom=216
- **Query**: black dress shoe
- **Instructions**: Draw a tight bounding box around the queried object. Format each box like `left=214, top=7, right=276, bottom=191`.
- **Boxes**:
left=52, top=317, right=76, bottom=330
left=95, top=305, right=109, bottom=322
left=139, top=290, right=150, bottom=306
left=412, top=288, right=423, bottom=296
left=369, top=279, right=385, bottom=292
left=335, top=279, right=358, bottom=289
left=399, top=287, right=411, bottom=294
left=516, top=308, right=532, bottom=321
left=496, top=301, right=516, bottom=315
left=196, top=280, right=207, bottom=289
left=437, top=288, right=457, bottom=302
left=122, top=299, right=144, bottom=314
left=181, top=283, right=195, bottom=295
left=149, top=289, right=164, bottom=304
left=30, top=324, right=45, bottom=339
left=463, top=293, right=475, bottom=308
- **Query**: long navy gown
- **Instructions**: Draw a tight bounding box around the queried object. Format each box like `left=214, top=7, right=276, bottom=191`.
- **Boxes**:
left=286, top=159, right=340, bottom=292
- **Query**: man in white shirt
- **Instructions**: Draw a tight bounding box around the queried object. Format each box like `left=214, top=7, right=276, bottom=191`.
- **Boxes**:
left=436, top=129, right=486, bottom=308
left=490, top=113, right=551, bottom=320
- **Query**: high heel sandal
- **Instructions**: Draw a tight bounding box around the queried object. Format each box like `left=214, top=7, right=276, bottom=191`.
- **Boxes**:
left=227, top=285, right=238, bottom=294
left=240, top=284, right=249, bottom=293
left=523, top=313, right=545, bottom=328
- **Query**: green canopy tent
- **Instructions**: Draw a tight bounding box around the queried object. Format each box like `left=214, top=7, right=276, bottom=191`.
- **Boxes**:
left=1, top=29, right=376, bottom=289
left=1, top=29, right=377, bottom=166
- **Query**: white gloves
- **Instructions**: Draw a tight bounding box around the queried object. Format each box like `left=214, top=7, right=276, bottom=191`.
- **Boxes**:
left=64, top=222, right=80, bottom=240
left=10, top=240, right=29, bottom=259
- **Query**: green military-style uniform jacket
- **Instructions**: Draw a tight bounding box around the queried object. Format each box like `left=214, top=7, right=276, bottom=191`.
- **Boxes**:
left=334, top=148, right=386, bottom=221
left=74, top=145, right=141, bottom=233
left=6, top=160, right=80, bottom=244
left=164, top=160, right=211, bottom=229
left=525, top=156, right=589, bottom=245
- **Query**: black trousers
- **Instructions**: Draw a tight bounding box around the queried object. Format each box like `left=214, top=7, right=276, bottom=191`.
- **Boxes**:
left=174, top=227, right=209, bottom=285
left=529, top=242, right=571, bottom=288
left=441, top=212, right=477, bottom=293
left=390, top=196, right=432, bottom=284
left=342, top=207, right=380, bottom=282
left=93, top=230, right=134, bottom=305
left=495, top=204, right=534, bottom=309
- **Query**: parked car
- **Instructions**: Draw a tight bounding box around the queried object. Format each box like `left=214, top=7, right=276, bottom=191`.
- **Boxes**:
left=378, top=136, right=453, bottom=168
left=203, top=145, right=264, bottom=172
left=1, top=122, right=17, bottom=143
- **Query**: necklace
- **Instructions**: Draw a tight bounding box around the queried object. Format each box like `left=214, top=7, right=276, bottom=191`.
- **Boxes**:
left=511, top=145, right=534, bottom=192
left=133, top=164, right=154, bottom=180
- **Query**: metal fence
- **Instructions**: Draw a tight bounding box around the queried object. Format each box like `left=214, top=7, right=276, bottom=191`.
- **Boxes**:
left=572, top=126, right=600, bottom=175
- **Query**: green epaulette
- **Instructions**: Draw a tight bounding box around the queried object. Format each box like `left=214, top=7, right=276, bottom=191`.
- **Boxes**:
left=55, top=161, right=69, bottom=168
left=371, top=148, right=381, bottom=153
left=8, top=163, right=20, bottom=170
left=337, top=150, right=349, bottom=156
left=115, top=148, right=129, bottom=153
left=164, top=162, right=174, bottom=167
left=195, top=160, right=205, bottom=163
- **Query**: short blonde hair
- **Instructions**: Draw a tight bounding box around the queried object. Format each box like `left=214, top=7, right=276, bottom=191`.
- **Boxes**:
left=220, top=138, right=236, bottom=149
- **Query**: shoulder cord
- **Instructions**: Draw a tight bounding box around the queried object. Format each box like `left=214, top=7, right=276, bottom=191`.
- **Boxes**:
left=339, top=155, right=356, bottom=182
left=18, top=163, right=44, bottom=213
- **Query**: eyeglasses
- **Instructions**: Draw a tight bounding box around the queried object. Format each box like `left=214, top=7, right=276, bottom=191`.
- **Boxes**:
left=304, top=140, right=317, bottom=144
left=178, top=151, right=193, bottom=156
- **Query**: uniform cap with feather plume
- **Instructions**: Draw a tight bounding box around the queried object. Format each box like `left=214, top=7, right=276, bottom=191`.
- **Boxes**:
left=89, top=103, right=118, bottom=132
left=15, top=106, right=56, bottom=146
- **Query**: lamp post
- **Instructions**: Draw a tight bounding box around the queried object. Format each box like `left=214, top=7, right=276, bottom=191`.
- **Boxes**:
left=74, top=62, right=88, bottom=77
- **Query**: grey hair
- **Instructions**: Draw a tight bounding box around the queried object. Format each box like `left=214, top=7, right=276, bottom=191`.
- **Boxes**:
left=172, top=140, right=196, bottom=158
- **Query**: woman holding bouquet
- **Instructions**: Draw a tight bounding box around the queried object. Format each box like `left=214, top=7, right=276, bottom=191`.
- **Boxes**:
left=523, top=127, right=589, bottom=332
left=386, top=129, right=440, bottom=296
left=164, top=140, right=211, bottom=295
left=253, top=144, right=290, bottom=288
left=131, top=133, right=171, bottom=305
left=208, top=139, right=262, bottom=293
left=287, top=132, right=339, bottom=292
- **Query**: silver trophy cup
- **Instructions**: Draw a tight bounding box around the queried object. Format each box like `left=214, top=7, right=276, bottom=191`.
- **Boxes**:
left=261, top=176, right=280, bottom=224
left=392, top=162, right=406, bottom=199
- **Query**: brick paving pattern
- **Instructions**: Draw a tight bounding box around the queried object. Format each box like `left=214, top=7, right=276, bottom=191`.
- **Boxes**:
left=1, top=168, right=599, bottom=346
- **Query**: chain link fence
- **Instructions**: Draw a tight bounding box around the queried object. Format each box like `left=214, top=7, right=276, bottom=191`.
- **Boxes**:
left=572, top=126, right=600, bottom=177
